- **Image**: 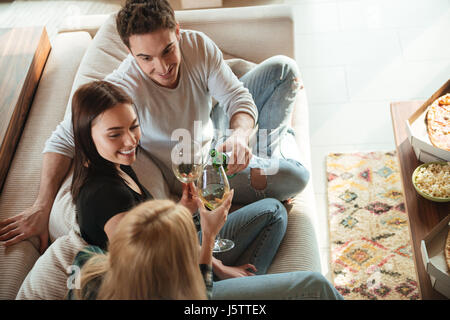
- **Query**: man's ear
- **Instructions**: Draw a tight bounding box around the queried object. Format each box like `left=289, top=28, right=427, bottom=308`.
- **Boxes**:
left=175, top=22, right=180, bottom=41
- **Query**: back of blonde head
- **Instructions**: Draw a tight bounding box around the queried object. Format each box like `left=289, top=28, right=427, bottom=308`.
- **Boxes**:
left=76, top=200, right=206, bottom=300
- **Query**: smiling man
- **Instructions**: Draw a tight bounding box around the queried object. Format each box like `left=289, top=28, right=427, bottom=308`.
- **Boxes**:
left=107, top=1, right=258, bottom=186
left=129, top=26, right=181, bottom=89
left=105, top=0, right=310, bottom=200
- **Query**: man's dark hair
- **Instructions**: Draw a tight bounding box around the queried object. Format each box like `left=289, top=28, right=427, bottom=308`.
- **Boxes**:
left=116, top=0, right=177, bottom=48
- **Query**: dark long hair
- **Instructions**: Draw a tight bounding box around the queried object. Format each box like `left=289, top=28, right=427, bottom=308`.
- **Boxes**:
left=71, top=81, right=134, bottom=203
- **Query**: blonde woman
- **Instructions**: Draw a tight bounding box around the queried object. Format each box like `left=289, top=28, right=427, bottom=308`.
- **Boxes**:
left=69, top=194, right=232, bottom=300
left=69, top=193, right=343, bottom=300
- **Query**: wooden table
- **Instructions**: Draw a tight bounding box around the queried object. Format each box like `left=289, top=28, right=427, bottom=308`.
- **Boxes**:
left=390, top=101, right=449, bottom=300
left=0, top=27, right=51, bottom=193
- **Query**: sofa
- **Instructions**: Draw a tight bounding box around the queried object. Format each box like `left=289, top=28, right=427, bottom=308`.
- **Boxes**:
left=0, top=5, right=321, bottom=300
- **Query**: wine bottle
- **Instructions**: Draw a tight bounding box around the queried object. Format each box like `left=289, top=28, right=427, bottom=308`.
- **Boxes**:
left=210, top=149, right=236, bottom=178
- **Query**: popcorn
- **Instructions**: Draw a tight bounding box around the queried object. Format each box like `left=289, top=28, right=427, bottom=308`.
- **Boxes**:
left=414, top=162, right=450, bottom=198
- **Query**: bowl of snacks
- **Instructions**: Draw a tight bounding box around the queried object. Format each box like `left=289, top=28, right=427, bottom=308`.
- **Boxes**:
left=412, top=161, right=450, bottom=202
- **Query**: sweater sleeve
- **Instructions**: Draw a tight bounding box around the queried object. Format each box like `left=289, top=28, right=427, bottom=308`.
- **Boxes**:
left=202, top=34, right=258, bottom=124
left=42, top=101, right=75, bottom=158
left=44, top=55, right=136, bottom=158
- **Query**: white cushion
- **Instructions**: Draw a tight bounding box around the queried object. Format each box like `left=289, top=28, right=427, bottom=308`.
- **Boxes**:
left=48, top=171, right=78, bottom=242
left=16, top=230, right=87, bottom=300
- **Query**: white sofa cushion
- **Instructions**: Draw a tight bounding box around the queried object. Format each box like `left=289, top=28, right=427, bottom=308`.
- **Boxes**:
left=16, top=230, right=87, bottom=300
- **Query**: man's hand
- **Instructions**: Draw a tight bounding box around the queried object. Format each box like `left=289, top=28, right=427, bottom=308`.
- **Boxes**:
left=218, top=112, right=255, bottom=175
left=212, top=258, right=257, bottom=279
left=178, top=182, right=198, bottom=215
left=0, top=204, right=50, bottom=254
left=0, top=153, right=72, bottom=255
left=217, top=129, right=252, bottom=175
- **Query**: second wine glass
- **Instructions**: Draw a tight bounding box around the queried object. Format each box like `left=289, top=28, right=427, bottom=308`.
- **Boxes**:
left=197, top=153, right=235, bottom=253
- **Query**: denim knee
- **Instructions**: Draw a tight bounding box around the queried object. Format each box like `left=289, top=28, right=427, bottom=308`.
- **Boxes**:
left=272, top=160, right=310, bottom=198
left=305, top=272, right=344, bottom=300
left=263, top=55, right=301, bottom=90
left=260, top=198, right=288, bottom=231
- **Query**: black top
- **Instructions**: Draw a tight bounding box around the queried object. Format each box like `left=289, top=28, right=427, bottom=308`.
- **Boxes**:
left=76, top=165, right=152, bottom=250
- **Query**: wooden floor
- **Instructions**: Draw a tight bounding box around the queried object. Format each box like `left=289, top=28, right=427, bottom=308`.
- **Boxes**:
left=0, top=1, right=125, bottom=44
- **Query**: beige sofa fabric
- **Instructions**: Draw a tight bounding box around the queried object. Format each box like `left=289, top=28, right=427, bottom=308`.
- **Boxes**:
left=176, top=5, right=295, bottom=63
left=0, top=31, right=92, bottom=300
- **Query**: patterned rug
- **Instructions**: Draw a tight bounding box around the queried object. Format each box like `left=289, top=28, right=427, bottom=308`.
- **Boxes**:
left=326, top=151, right=420, bottom=300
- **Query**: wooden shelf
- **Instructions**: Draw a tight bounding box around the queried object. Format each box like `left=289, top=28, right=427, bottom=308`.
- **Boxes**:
left=0, top=27, right=51, bottom=193
left=390, top=100, right=449, bottom=300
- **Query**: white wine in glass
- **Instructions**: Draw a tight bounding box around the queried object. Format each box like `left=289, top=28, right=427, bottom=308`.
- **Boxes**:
left=197, top=166, right=230, bottom=210
left=171, top=140, right=204, bottom=183
left=197, top=154, right=234, bottom=253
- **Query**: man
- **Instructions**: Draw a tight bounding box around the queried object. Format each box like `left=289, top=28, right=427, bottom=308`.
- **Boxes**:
left=0, top=0, right=309, bottom=272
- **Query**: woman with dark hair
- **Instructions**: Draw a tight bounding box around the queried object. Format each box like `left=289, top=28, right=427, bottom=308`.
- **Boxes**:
left=71, top=80, right=152, bottom=249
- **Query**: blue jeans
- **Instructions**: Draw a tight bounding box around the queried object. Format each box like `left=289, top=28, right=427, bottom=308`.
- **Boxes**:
left=199, top=198, right=288, bottom=276
left=212, top=55, right=310, bottom=203
left=212, top=271, right=344, bottom=300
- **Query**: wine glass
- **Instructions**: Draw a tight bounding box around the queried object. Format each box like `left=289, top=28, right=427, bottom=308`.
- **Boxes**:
left=197, top=160, right=234, bottom=253
left=171, top=139, right=204, bottom=183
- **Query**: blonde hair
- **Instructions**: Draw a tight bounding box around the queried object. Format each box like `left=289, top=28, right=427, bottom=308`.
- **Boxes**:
left=74, top=200, right=207, bottom=300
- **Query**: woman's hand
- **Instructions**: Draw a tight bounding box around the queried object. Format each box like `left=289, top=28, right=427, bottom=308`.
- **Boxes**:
left=178, top=182, right=198, bottom=215
left=213, top=259, right=257, bottom=280
left=195, top=189, right=234, bottom=240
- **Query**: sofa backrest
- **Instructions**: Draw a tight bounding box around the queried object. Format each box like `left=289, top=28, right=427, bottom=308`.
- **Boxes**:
left=176, top=5, right=295, bottom=62
left=58, top=5, right=295, bottom=64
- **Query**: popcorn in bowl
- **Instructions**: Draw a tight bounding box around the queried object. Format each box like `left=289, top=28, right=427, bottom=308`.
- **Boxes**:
left=412, top=162, right=450, bottom=201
